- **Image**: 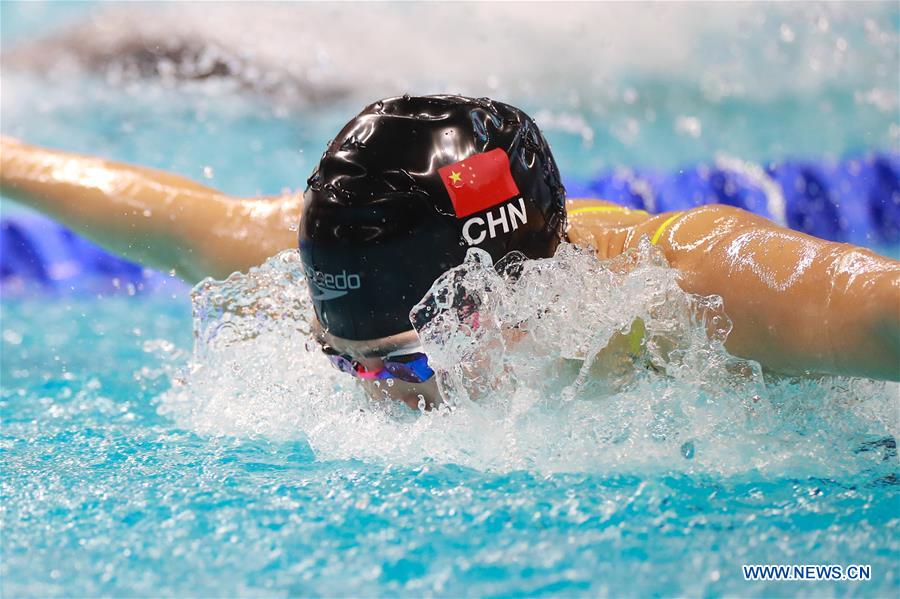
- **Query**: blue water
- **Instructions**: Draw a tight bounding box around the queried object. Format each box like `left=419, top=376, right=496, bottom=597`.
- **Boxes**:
left=2, top=296, right=898, bottom=596
left=2, top=2, right=899, bottom=597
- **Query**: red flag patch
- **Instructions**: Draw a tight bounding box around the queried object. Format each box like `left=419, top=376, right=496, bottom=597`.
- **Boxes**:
left=438, top=148, right=520, bottom=218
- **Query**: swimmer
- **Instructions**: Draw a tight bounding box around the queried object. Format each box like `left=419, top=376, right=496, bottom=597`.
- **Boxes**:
left=2, top=95, right=899, bottom=410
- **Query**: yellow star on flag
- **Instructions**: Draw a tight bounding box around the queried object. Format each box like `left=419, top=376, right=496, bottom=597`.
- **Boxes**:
left=448, top=170, right=462, bottom=185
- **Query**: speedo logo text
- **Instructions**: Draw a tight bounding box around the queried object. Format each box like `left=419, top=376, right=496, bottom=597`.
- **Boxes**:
left=304, top=266, right=361, bottom=301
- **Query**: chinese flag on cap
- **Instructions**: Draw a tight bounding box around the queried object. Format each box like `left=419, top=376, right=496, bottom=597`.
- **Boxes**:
left=438, top=148, right=520, bottom=218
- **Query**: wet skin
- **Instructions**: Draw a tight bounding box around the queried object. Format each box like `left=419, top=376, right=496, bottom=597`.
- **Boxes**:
left=322, top=200, right=900, bottom=406
left=569, top=201, right=900, bottom=380
left=2, top=137, right=899, bottom=383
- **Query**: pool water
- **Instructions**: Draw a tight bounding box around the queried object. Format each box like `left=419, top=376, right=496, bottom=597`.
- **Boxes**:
left=2, top=2, right=899, bottom=597
left=2, top=289, right=898, bottom=596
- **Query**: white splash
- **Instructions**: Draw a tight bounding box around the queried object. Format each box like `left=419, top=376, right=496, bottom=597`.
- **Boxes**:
left=6, top=3, right=897, bottom=107
left=156, top=243, right=898, bottom=476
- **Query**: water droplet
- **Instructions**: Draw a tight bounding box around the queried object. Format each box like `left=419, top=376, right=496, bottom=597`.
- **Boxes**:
left=2, top=330, right=23, bottom=345
left=675, top=116, right=702, bottom=138
left=779, top=23, right=795, bottom=43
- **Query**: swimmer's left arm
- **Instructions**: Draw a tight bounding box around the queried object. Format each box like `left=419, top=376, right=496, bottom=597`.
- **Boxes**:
left=631, top=205, right=900, bottom=381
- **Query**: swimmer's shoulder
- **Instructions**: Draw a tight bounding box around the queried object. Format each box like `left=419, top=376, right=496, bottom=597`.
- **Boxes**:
left=566, top=200, right=749, bottom=260
left=566, top=199, right=653, bottom=258
left=566, top=199, right=652, bottom=228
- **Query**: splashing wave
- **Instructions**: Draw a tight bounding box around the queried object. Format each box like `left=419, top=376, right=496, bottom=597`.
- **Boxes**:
left=157, top=243, right=898, bottom=476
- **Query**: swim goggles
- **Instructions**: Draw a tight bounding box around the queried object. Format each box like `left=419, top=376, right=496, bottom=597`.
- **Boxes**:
left=320, top=344, right=435, bottom=383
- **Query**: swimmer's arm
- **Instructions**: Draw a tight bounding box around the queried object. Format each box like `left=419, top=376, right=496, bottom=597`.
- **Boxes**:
left=629, top=205, right=900, bottom=381
left=0, top=137, right=300, bottom=282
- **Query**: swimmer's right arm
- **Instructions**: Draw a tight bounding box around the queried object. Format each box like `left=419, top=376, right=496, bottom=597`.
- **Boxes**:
left=0, top=137, right=300, bottom=282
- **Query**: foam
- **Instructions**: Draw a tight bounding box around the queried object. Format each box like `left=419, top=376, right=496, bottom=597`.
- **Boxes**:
left=156, top=243, right=898, bottom=477
left=5, top=3, right=897, bottom=109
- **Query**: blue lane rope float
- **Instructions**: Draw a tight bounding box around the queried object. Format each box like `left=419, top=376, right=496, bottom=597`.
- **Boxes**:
left=564, top=152, right=900, bottom=245
left=1, top=152, right=898, bottom=293
left=0, top=216, right=181, bottom=295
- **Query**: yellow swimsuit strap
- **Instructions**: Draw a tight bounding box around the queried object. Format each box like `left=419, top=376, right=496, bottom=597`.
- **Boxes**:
left=568, top=205, right=649, bottom=217
left=568, top=204, right=683, bottom=246
left=649, top=212, right=683, bottom=245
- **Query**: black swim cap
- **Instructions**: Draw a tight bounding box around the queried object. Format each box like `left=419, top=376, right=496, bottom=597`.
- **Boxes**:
left=299, top=94, right=566, bottom=340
